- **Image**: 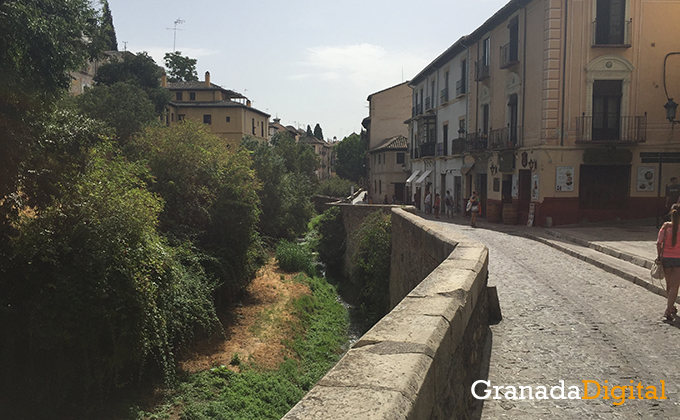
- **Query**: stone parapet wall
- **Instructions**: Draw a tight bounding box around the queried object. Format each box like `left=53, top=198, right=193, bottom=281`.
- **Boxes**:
left=282, top=207, right=490, bottom=419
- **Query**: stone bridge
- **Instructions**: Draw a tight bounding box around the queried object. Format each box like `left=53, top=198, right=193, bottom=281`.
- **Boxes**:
left=282, top=205, right=495, bottom=419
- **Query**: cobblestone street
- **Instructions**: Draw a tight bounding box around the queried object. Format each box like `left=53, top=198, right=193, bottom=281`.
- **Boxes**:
left=435, top=221, right=680, bottom=419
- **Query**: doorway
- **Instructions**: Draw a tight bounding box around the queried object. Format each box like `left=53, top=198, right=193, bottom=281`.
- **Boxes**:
left=477, top=174, right=488, bottom=218
left=518, top=169, right=532, bottom=222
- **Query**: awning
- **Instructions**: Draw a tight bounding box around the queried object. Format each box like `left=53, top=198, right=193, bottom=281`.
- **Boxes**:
left=415, top=170, right=432, bottom=185
left=460, top=163, right=475, bottom=175
left=405, top=170, right=421, bottom=183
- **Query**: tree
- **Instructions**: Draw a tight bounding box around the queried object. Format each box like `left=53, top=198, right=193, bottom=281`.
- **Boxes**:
left=334, top=133, right=365, bottom=183
left=164, top=51, right=199, bottom=83
left=94, top=52, right=170, bottom=115
left=0, top=0, right=108, bottom=217
left=101, top=0, right=118, bottom=50
left=306, top=125, right=313, bottom=137
left=76, top=82, right=157, bottom=144
left=314, top=123, right=324, bottom=140
left=131, top=121, right=262, bottom=300
left=242, top=133, right=317, bottom=240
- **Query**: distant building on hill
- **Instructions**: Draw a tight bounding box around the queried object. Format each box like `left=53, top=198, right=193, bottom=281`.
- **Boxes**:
left=163, top=71, right=270, bottom=146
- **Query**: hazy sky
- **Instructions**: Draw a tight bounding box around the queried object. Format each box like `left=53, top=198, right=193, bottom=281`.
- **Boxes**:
left=107, top=0, right=510, bottom=140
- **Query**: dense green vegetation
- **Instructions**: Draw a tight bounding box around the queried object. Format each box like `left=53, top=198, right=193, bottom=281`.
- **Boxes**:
left=135, top=273, right=349, bottom=420
left=316, top=208, right=392, bottom=324
left=316, top=176, right=354, bottom=197
left=241, top=133, right=318, bottom=241
left=333, top=133, right=365, bottom=183
left=276, top=240, right=315, bottom=276
left=351, top=211, right=392, bottom=323
left=0, top=2, right=342, bottom=418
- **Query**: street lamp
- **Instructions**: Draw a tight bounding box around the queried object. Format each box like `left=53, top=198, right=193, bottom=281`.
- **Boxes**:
left=665, top=98, right=679, bottom=124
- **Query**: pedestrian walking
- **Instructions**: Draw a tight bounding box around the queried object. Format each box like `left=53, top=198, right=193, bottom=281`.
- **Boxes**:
left=467, top=191, right=481, bottom=228
left=434, top=193, right=441, bottom=219
left=657, top=203, right=680, bottom=320
left=667, top=177, right=680, bottom=211
left=444, top=190, right=453, bottom=218
left=424, top=190, right=432, bottom=214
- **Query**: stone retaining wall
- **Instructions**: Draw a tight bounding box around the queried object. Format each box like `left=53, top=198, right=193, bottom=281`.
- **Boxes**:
left=282, top=207, right=490, bottom=419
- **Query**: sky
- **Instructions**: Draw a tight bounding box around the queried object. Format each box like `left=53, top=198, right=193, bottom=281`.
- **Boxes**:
left=107, top=0, right=511, bottom=141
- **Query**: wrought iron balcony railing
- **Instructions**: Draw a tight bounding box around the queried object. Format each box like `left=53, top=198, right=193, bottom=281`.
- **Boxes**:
left=575, top=114, right=647, bottom=143
left=475, top=60, right=490, bottom=81
left=450, top=138, right=465, bottom=155
left=592, top=18, right=632, bottom=47
left=465, top=132, right=488, bottom=152
left=455, top=79, right=466, bottom=96
left=425, top=96, right=433, bottom=110
left=440, top=88, right=449, bottom=103
left=499, top=42, right=519, bottom=69
left=420, top=142, right=436, bottom=158
left=489, top=126, right=523, bottom=150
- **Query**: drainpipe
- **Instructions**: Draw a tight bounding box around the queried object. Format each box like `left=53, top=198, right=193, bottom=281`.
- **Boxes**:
left=521, top=5, right=527, bottom=148
left=560, top=0, right=569, bottom=146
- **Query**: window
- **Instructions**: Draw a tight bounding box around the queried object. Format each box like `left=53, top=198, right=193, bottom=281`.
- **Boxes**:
left=203, top=114, right=212, bottom=125
left=176, top=92, right=183, bottom=101
left=457, top=59, right=467, bottom=96
left=190, top=92, right=196, bottom=100
left=482, top=104, right=490, bottom=135
left=501, top=17, right=520, bottom=68
left=592, top=80, right=622, bottom=140
left=252, top=118, right=255, bottom=135
left=178, top=114, right=185, bottom=121
left=171, top=113, right=174, bottom=122
left=226, top=116, right=231, bottom=122
left=443, top=123, right=449, bottom=156
left=261, top=121, right=264, bottom=137
left=397, top=153, right=405, bottom=164
left=595, top=0, right=627, bottom=45
left=508, top=94, right=519, bottom=144
left=442, top=71, right=449, bottom=103
left=482, top=37, right=491, bottom=66
left=459, top=118, right=466, bottom=138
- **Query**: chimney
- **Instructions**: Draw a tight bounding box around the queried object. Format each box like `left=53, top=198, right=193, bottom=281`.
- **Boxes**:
left=205, top=71, right=210, bottom=87
left=161, top=73, right=167, bottom=87
left=246, top=99, right=252, bottom=107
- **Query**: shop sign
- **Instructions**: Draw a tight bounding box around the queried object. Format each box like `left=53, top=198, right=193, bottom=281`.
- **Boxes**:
left=636, top=166, right=655, bottom=191
left=556, top=166, right=574, bottom=192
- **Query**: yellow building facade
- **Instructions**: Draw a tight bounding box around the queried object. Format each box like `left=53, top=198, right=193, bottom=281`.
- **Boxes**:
left=163, top=72, right=269, bottom=146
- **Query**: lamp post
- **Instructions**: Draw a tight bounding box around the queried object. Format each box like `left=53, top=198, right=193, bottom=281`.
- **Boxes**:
left=665, top=98, right=679, bottom=124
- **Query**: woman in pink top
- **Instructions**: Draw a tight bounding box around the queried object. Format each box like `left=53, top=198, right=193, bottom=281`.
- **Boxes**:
left=657, top=203, right=680, bottom=320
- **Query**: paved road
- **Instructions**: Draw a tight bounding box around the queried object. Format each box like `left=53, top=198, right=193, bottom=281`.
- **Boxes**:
left=436, top=221, right=680, bottom=419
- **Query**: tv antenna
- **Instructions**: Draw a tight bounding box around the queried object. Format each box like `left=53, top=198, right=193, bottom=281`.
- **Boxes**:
left=167, top=18, right=185, bottom=52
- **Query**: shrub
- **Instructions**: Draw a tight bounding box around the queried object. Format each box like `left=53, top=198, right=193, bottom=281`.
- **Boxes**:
left=316, top=176, right=354, bottom=198
left=276, top=240, right=314, bottom=275
left=352, top=211, right=391, bottom=323
left=0, top=143, right=218, bottom=414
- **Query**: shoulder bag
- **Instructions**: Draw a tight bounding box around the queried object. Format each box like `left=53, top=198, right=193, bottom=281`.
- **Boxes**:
left=651, top=227, right=666, bottom=279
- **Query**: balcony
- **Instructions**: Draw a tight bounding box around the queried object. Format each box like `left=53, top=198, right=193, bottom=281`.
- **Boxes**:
left=455, top=79, right=466, bottom=96
left=475, top=60, right=490, bottom=81
left=435, top=141, right=448, bottom=157
left=575, top=114, right=647, bottom=143
left=499, top=42, right=519, bottom=69
left=420, top=142, right=436, bottom=158
left=440, top=88, right=449, bottom=104
left=489, top=126, right=523, bottom=150
left=592, top=19, right=632, bottom=47
left=412, top=103, right=423, bottom=117
left=425, top=96, right=433, bottom=110
left=450, top=138, right=465, bottom=155
left=465, top=132, right=488, bottom=152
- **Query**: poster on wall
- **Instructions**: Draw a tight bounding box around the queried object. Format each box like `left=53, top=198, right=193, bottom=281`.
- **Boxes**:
left=555, top=166, right=575, bottom=192
left=532, top=174, right=539, bottom=200
left=512, top=174, right=518, bottom=198
left=637, top=166, right=656, bottom=192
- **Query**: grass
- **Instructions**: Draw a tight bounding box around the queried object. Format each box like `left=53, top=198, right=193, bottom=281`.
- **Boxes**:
left=133, top=274, right=349, bottom=420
